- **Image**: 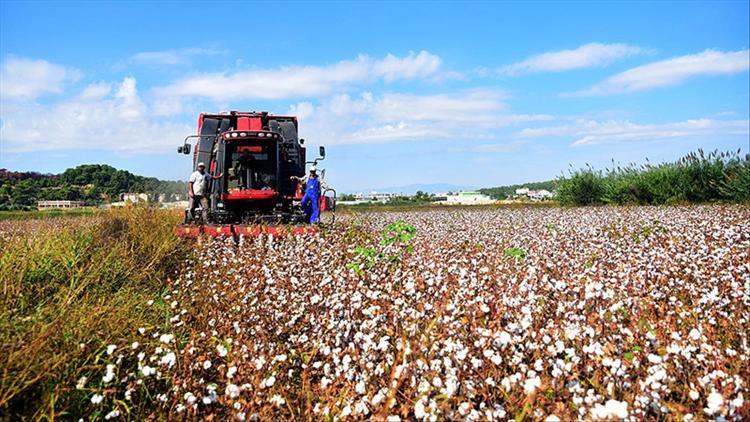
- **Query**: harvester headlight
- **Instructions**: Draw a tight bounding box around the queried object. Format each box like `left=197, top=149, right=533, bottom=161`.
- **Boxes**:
left=240, top=132, right=246, bottom=137
left=224, top=133, right=230, bottom=139
left=231, top=133, right=238, bottom=138
left=258, top=132, right=265, bottom=137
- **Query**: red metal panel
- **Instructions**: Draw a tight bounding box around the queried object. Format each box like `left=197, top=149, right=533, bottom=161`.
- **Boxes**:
left=205, top=225, right=234, bottom=237
left=249, top=117, right=262, bottom=131
left=237, top=117, right=251, bottom=130
left=222, top=189, right=278, bottom=201
left=234, top=225, right=263, bottom=237
left=175, top=225, right=203, bottom=238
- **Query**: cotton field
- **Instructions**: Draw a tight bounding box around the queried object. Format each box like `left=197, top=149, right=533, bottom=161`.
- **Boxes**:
left=83, top=205, right=749, bottom=420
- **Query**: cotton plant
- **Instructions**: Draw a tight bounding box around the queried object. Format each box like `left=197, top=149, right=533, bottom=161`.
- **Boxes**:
left=82, top=206, right=749, bottom=420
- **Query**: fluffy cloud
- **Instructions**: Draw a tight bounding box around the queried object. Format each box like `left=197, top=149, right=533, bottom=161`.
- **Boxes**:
left=497, top=43, right=645, bottom=76
left=289, top=90, right=553, bottom=145
left=517, top=118, right=750, bottom=146
left=1, top=77, right=192, bottom=153
left=155, top=51, right=443, bottom=101
left=0, top=57, right=82, bottom=99
left=568, top=49, right=750, bottom=95
left=131, top=47, right=226, bottom=66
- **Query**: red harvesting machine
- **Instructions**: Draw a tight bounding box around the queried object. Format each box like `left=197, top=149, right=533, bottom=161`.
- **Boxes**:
left=175, top=111, right=336, bottom=239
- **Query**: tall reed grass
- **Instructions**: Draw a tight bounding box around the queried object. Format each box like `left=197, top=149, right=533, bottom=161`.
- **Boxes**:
left=0, top=207, right=187, bottom=419
left=557, top=149, right=750, bottom=205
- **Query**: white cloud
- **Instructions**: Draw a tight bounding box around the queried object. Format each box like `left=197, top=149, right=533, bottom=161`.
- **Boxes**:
left=473, top=140, right=526, bottom=153
left=569, top=49, right=750, bottom=95
left=498, top=43, right=645, bottom=76
left=517, top=118, right=750, bottom=146
left=289, top=90, right=553, bottom=145
left=155, top=51, right=443, bottom=101
left=0, top=57, right=82, bottom=99
left=131, top=47, right=226, bottom=66
left=79, top=82, right=112, bottom=99
left=1, top=77, right=192, bottom=154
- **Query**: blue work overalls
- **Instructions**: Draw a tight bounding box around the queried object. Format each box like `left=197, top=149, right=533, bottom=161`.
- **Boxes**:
left=300, top=176, right=321, bottom=224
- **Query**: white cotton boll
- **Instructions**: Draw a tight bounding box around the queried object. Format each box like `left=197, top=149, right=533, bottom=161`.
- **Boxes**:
left=106, top=345, right=117, bottom=355
left=184, top=392, right=197, bottom=404
left=159, top=334, right=174, bottom=344
left=524, top=375, right=541, bottom=393
left=141, top=365, right=156, bottom=377
left=705, top=391, right=724, bottom=415
left=372, top=390, right=386, bottom=405
left=498, top=330, right=512, bottom=343
left=689, top=390, right=700, bottom=400
left=91, top=393, right=104, bottom=404
left=269, top=394, right=285, bottom=407
left=414, top=399, right=427, bottom=419
left=217, top=344, right=228, bottom=357
left=545, top=415, right=561, bottom=422
left=604, top=399, right=628, bottom=419
left=203, top=360, right=212, bottom=369
left=264, top=375, right=276, bottom=388
left=491, top=354, right=502, bottom=365
left=104, top=409, right=120, bottom=420
left=647, top=354, right=662, bottom=364
left=160, top=352, right=176, bottom=367
left=225, top=383, right=240, bottom=398
left=565, top=326, right=579, bottom=340
left=689, top=328, right=701, bottom=341
left=355, top=380, right=366, bottom=394
left=458, top=402, right=471, bottom=416
left=227, top=366, right=237, bottom=379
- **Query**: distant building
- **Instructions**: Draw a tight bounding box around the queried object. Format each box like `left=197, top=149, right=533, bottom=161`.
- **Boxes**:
left=444, top=191, right=495, bottom=205
left=122, top=192, right=149, bottom=203
left=528, top=189, right=555, bottom=201
left=38, top=200, right=84, bottom=210
left=515, top=188, right=529, bottom=196
left=354, top=191, right=397, bottom=202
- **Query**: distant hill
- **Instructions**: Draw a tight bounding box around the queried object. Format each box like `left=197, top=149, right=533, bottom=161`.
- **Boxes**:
left=479, top=180, right=558, bottom=199
left=0, top=164, right=185, bottom=211
left=355, top=183, right=477, bottom=195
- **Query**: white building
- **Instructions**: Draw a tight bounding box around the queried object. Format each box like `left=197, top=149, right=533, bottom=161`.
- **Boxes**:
left=122, top=192, right=149, bottom=203
left=515, top=188, right=529, bottom=196
left=354, top=191, right=397, bottom=202
left=444, top=191, right=495, bottom=205
left=38, top=200, right=84, bottom=210
left=527, top=189, right=555, bottom=201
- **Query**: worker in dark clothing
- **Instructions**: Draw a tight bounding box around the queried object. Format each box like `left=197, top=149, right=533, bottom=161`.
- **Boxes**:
left=293, top=166, right=322, bottom=224
left=233, top=149, right=255, bottom=189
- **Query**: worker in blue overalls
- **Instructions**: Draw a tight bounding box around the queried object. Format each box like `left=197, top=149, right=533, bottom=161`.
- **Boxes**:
left=295, top=166, right=322, bottom=224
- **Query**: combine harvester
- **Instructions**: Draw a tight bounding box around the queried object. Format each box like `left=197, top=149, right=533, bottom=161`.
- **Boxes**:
left=175, top=111, right=335, bottom=239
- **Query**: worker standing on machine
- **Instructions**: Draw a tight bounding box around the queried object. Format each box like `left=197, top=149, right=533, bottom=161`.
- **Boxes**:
left=188, top=162, right=221, bottom=223
left=294, top=166, right=322, bottom=224
left=188, top=162, right=209, bottom=223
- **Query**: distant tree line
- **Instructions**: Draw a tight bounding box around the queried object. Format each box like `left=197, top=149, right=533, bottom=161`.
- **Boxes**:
left=0, top=164, right=186, bottom=210
left=556, top=149, right=750, bottom=205
left=479, top=180, right=557, bottom=200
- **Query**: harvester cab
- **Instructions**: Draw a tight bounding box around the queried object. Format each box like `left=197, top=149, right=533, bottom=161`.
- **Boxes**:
left=175, top=111, right=336, bottom=239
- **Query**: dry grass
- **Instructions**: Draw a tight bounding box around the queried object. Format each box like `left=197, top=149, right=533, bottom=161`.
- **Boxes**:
left=0, top=207, right=187, bottom=419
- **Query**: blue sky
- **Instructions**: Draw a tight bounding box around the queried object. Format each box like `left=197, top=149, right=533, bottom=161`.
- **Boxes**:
left=1, top=1, right=748, bottom=192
